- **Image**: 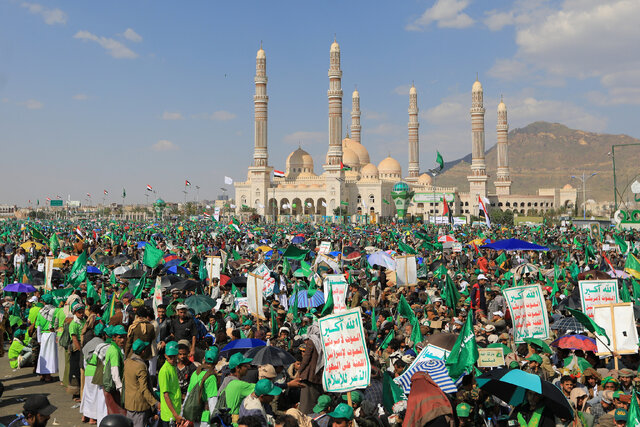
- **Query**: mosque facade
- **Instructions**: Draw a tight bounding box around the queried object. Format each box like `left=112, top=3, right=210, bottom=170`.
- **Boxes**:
left=234, top=41, right=576, bottom=222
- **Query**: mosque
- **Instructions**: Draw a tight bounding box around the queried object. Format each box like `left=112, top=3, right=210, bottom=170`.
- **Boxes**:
left=234, top=40, right=576, bottom=222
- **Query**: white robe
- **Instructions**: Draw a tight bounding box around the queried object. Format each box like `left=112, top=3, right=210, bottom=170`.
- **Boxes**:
left=36, top=331, right=58, bottom=374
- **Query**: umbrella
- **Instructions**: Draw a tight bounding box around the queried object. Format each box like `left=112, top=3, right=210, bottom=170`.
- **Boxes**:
left=160, top=275, right=181, bottom=289
left=288, top=290, right=325, bottom=308
left=86, top=266, right=102, bottom=274
left=244, top=345, right=296, bottom=367
left=345, top=251, right=361, bottom=261
left=426, top=332, right=459, bottom=351
left=220, top=338, right=266, bottom=358
left=367, top=251, right=395, bottom=270
left=550, top=317, right=585, bottom=333
left=121, top=269, right=145, bottom=279
left=481, top=238, right=549, bottom=251
left=437, top=235, right=457, bottom=243
left=112, top=255, right=130, bottom=265
left=523, top=337, right=553, bottom=354
left=167, top=265, right=191, bottom=275
left=227, top=276, right=247, bottom=286
left=257, top=245, right=272, bottom=252
left=3, top=283, right=37, bottom=293
left=477, top=368, right=573, bottom=420
left=609, top=269, right=630, bottom=279
left=170, top=279, right=201, bottom=292
left=164, top=259, right=184, bottom=268
left=94, top=255, right=115, bottom=265
left=487, top=343, right=513, bottom=355
left=20, top=241, right=44, bottom=250
left=137, top=241, right=148, bottom=249
left=364, top=246, right=378, bottom=254
left=113, top=266, right=130, bottom=275
left=551, top=335, right=597, bottom=352
left=512, top=263, right=540, bottom=278
left=184, top=295, right=217, bottom=314
left=291, top=236, right=305, bottom=244
left=396, top=359, right=457, bottom=395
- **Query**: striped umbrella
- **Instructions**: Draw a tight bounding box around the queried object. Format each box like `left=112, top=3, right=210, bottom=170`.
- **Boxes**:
left=288, top=290, right=325, bottom=308
left=395, top=359, right=457, bottom=395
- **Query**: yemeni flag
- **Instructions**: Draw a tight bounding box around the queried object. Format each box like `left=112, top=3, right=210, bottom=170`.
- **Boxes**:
left=340, top=161, right=352, bottom=171
left=75, top=226, right=85, bottom=240
left=445, top=311, right=479, bottom=380
left=274, top=170, right=285, bottom=178
left=435, top=151, right=444, bottom=172
left=104, top=189, right=108, bottom=196
left=442, top=199, right=452, bottom=222
left=625, top=254, right=640, bottom=279
left=146, top=184, right=153, bottom=192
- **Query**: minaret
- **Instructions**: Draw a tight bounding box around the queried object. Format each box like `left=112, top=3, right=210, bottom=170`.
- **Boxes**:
left=495, top=97, right=511, bottom=195
left=351, top=87, right=361, bottom=143
left=325, top=38, right=343, bottom=170
left=407, top=83, right=419, bottom=181
left=468, top=77, right=488, bottom=210
left=253, top=43, right=268, bottom=168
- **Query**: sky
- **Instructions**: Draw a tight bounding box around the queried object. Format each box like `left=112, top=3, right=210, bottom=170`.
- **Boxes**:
left=1, top=0, right=639, bottom=206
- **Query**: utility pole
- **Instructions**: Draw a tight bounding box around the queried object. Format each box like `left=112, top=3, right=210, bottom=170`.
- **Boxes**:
left=571, top=172, right=597, bottom=219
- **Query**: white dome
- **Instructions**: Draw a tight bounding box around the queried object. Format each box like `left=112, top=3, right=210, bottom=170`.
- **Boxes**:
left=342, top=138, right=370, bottom=166
left=286, top=147, right=314, bottom=175
left=418, top=173, right=433, bottom=185
left=342, top=148, right=359, bottom=167
left=361, top=163, right=379, bottom=179
left=472, top=79, right=483, bottom=92
left=409, top=84, right=417, bottom=95
left=330, top=40, right=340, bottom=52
left=378, top=156, right=402, bottom=179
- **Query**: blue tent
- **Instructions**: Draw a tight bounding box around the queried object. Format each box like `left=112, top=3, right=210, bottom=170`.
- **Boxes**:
left=481, top=238, right=549, bottom=251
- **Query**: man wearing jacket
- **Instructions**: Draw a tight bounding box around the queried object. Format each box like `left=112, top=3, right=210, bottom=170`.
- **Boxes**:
left=123, top=339, right=159, bottom=427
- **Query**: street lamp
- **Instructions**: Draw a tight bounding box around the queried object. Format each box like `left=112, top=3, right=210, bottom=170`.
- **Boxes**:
left=571, top=172, right=597, bottom=219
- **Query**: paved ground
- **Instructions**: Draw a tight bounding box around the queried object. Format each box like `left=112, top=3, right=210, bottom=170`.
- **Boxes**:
left=0, top=344, right=83, bottom=427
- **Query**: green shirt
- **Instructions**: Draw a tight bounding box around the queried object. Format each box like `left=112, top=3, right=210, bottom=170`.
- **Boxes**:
left=28, top=305, right=42, bottom=325
left=69, top=318, right=84, bottom=339
left=159, top=361, right=181, bottom=422
left=85, top=353, right=98, bottom=377
left=36, top=312, right=53, bottom=331
left=8, top=339, right=25, bottom=369
left=187, top=369, right=218, bottom=422
left=224, top=379, right=255, bottom=415
left=54, top=308, right=66, bottom=337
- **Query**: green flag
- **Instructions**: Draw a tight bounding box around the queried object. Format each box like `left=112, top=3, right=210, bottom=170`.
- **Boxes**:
left=67, top=251, right=87, bottom=288
left=320, top=283, right=334, bottom=317
left=435, top=151, right=444, bottom=172
left=632, top=278, right=640, bottom=305
left=282, top=258, right=291, bottom=276
left=232, top=249, right=241, bottom=261
left=397, top=240, right=417, bottom=255
left=380, top=328, right=394, bottom=350
left=122, top=188, right=126, bottom=199
left=143, top=244, right=164, bottom=268
left=289, top=282, right=300, bottom=323
left=100, top=282, right=107, bottom=305
left=628, top=389, right=640, bottom=427
left=443, top=274, right=460, bottom=315
left=198, top=259, right=208, bottom=282
left=371, top=306, right=377, bottom=333
left=29, top=226, right=46, bottom=242
left=567, top=307, right=610, bottom=346
left=445, top=312, right=478, bottom=380
left=625, top=254, right=640, bottom=279
left=270, top=307, right=278, bottom=337
left=49, top=232, right=60, bottom=255
left=382, top=371, right=405, bottom=413
left=282, top=245, right=309, bottom=261
left=621, top=280, right=632, bottom=303
left=133, top=273, right=147, bottom=299
left=231, top=283, right=242, bottom=298
left=87, top=279, right=100, bottom=302
left=109, top=270, right=117, bottom=285
left=495, top=252, right=507, bottom=269
left=614, top=234, right=629, bottom=254
left=382, top=199, right=390, bottom=205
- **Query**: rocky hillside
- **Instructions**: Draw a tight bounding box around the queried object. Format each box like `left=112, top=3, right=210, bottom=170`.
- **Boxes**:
left=435, top=122, right=640, bottom=203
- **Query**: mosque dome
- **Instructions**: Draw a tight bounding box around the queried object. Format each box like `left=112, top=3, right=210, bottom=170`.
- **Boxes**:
left=378, top=156, right=402, bottom=180
left=563, top=184, right=574, bottom=190
left=330, top=40, right=340, bottom=52
left=286, top=147, right=314, bottom=175
left=497, top=100, right=506, bottom=112
left=392, top=181, right=410, bottom=193
left=418, top=173, right=433, bottom=186
left=342, top=137, right=370, bottom=166
left=472, top=79, right=483, bottom=92
left=409, top=84, right=417, bottom=95
left=352, top=88, right=359, bottom=98
left=361, top=163, right=378, bottom=179
left=342, top=148, right=359, bottom=168
left=257, top=47, right=265, bottom=59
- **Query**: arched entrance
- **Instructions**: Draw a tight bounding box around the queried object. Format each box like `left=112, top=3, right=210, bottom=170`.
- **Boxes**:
left=317, top=198, right=327, bottom=215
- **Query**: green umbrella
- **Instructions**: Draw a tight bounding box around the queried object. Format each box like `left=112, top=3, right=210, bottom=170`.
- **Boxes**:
left=523, top=337, right=553, bottom=354
left=487, top=342, right=513, bottom=355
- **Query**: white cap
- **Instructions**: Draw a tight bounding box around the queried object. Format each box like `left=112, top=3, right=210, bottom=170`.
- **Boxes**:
left=493, top=311, right=504, bottom=317
left=477, top=274, right=488, bottom=281
left=176, top=303, right=189, bottom=311
left=28, top=296, right=38, bottom=303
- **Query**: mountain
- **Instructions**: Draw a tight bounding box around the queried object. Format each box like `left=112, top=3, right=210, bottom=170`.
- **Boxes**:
left=434, top=121, right=640, bottom=203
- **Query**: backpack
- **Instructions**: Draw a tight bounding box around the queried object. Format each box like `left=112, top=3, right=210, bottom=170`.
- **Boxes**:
left=209, top=387, right=232, bottom=426
left=182, top=369, right=214, bottom=421
left=59, top=322, right=72, bottom=350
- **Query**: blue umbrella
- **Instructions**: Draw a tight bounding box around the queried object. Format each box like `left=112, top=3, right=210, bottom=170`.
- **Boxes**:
left=292, top=236, right=305, bottom=244
left=367, top=251, right=396, bottom=270
left=163, top=258, right=184, bottom=268
left=137, top=241, right=148, bottom=249
left=4, top=283, right=37, bottom=293
left=86, top=266, right=102, bottom=274
left=167, top=265, right=191, bottom=275
left=288, top=290, right=325, bottom=308
left=220, top=338, right=266, bottom=358
left=264, top=249, right=283, bottom=260
left=329, top=251, right=341, bottom=257
left=480, top=238, right=549, bottom=251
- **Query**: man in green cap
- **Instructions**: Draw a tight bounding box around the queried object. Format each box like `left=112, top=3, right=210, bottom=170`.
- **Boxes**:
left=614, top=408, right=628, bottom=426
left=311, top=395, right=332, bottom=427
left=158, top=341, right=183, bottom=425
left=103, top=324, right=127, bottom=412
left=68, top=302, right=86, bottom=399
left=525, top=354, right=547, bottom=380
left=35, top=293, right=58, bottom=383
left=456, top=402, right=472, bottom=426
left=8, top=329, right=33, bottom=369
left=186, top=346, right=219, bottom=424
left=327, top=403, right=354, bottom=427
left=220, top=352, right=256, bottom=423
left=238, top=379, right=282, bottom=426
left=123, top=339, right=159, bottom=427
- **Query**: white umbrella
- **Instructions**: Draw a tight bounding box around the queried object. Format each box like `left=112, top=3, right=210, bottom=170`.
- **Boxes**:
left=437, top=235, right=457, bottom=243
left=113, top=266, right=131, bottom=275
left=367, top=251, right=396, bottom=270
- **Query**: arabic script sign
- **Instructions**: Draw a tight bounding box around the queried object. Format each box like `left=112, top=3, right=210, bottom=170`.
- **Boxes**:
left=503, top=284, right=550, bottom=344
left=319, top=308, right=371, bottom=392
left=579, top=280, right=619, bottom=319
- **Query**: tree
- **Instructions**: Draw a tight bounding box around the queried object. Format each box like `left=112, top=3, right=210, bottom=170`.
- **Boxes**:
left=240, top=205, right=257, bottom=214
left=333, top=207, right=347, bottom=216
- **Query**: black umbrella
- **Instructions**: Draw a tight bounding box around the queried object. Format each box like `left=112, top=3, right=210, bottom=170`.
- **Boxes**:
left=477, top=368, right=573, bottom=420
left=112, top=254, right=130, bottom=266
left=244, top=345, right=296, bottom=367
left=94, top=255, right=115, bottom=265
left=144, top=296, right=170, bottom=307
left=160, top=275, right=181, bottom=289
left=170, top=279, right=201, bottom=291
left=550, top=316, right=585, bottom=332
left=121, top=268, right=145, bottom=279
left=227, top=276, right=247, bottom=286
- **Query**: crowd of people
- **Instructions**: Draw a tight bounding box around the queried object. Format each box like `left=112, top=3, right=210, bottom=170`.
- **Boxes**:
left=1, top=218, right=640, bottom=427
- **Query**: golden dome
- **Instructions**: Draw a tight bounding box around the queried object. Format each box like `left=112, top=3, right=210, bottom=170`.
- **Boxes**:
left=342, top=138, right=370, bottom=166
left=418, top=173, right=433, bottom=185
left=286, top=147, right=314, bottom=175
left=378, top=156, right=402, bottom=178
left=562, top=184, right=574, bottom=190
left=342, top=148, right=359, bottom=168
left=472, top=79, right=483, bottom=92
left=361, top=163, right=379, bottom=179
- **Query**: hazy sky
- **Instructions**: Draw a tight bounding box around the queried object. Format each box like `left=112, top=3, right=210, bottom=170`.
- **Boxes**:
left=1, top=0, right=638, bottom=205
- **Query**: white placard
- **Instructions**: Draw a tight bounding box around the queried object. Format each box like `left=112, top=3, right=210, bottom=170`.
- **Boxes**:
left=323, top=274, right=348, bottom=313
left=395, top=255, right=417, bottom=287
left=318, top=241, right=332, bottom=255
left=246, top=273, right=264, bottom=318
left=593, top=303, right=639, bottom=355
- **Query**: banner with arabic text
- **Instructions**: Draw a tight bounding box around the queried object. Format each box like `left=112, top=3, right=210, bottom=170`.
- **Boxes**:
left=579, top=280, right=619, bottom=319
left=503, top=284, right=550, bottom=344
